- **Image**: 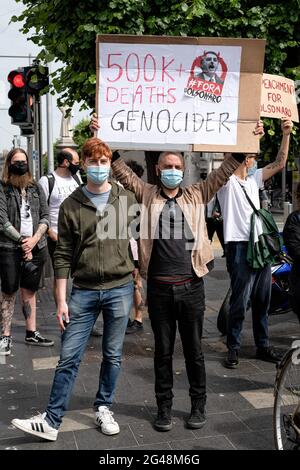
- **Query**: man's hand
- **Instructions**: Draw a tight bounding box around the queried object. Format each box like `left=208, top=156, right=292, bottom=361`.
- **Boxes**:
left=281, top=118, right=293, bottom=135
left=253, top=120, right=265, bottom=139
left=56, top=302, right=70, bottom=331
left=48, top=228, right=58, bottom=242
left=23, top=251, right=33, bottom=261
left=212, top=211, right=221, bottom=220
left=21, top=235, right=38, bottom=254
left=89, top=113, right=100, bottom=135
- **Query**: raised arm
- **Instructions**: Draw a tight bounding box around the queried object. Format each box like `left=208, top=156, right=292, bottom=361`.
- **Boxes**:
left=188, top=120, right=265, bottom=203
left=189, top=154, right=243, bottom=204
left=262, top=118, right=293, bottom=182
left=112, top=153, right=151, bottom=203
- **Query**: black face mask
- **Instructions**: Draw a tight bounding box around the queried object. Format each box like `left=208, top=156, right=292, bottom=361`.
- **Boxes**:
left=68, top=162, right=80, bottom=175
left=9, top=162, right=29, bottom=175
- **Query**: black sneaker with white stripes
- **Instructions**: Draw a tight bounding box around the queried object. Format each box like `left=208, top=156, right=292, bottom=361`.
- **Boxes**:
left=25, top=330, right=54, bottom=347
left=11, top=413, right=58, bottom=441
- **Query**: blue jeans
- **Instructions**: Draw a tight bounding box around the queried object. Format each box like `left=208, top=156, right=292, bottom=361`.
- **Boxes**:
left=45, top=281, right=133, bottom=429
left=226, top=242, right=271, bottom=351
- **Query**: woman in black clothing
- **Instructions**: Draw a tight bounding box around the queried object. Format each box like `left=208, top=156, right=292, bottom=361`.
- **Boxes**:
left=0, top=148, right=54, bottom=356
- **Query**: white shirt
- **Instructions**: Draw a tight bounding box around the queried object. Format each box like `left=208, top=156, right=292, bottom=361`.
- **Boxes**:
left=39, top=171, right=81, bottom=234
left=20, top=198, right=33, bottom=237
left=217, top=169, right=264, bottom=243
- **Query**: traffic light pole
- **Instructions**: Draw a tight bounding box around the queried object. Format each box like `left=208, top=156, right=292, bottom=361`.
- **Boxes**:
left=34, top=96, right=43, bottom=179
left=26, top=135, right=34, bottom=176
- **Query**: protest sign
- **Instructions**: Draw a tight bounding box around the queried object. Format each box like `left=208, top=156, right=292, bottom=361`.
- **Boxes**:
left=261, top=73, right=299, bottom=122
left=96, top=35, right=265, bottom=152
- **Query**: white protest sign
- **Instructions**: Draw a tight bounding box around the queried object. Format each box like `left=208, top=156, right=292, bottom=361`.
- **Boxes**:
left=261, top=73, right=299, bottom=122
left=97, top=38, right=242, bottom=149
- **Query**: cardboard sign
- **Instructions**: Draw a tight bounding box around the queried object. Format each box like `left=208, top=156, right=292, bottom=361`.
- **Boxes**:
left=261, top=73, right=299, bottom=123
left=96, top=35, right=266, bottom=152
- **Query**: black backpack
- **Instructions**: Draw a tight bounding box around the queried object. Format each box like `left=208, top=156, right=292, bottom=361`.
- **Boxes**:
left=46, top=172, right=81, bottom=204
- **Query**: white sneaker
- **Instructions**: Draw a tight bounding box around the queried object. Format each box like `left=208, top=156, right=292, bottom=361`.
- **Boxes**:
left=0, top=336, right=12, bottom=356
left=11, top=412, right=58, bottom=441
left=95, top=406, right=120, bottom=435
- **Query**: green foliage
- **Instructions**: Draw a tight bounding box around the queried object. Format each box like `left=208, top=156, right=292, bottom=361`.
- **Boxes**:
left=12, top=0, right=300, bottom=156
left=72, top=118, right=91, bottom=154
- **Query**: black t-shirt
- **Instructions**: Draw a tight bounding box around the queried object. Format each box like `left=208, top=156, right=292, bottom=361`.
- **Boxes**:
left=148, top=192, right=195, bottom=280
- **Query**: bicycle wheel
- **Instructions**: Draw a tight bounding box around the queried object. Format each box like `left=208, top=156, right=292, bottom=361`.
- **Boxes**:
left=273, top=348, right=300, bottom=450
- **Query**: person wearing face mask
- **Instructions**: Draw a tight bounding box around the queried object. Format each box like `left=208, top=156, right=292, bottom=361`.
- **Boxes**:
left=39, top=149, right=81, bottom=264
left=84, top=116, right=265, bottom=434
left=0, top=148, right=54, bottom=356
left=11, top=138, right=137, bottom=442
left=39, top=148, right=82, bottom=304
left=217, top=118, right=293, bottom=369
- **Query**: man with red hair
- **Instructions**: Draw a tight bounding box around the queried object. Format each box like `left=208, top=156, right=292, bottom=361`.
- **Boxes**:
left=12, top=138, right=137, bottom=441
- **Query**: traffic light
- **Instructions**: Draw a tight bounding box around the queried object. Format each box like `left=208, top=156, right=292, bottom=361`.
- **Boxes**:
left=25, top=64, right=49, bottom=96
left=7, top=69, right=33, bottom=126
left=7, top=65, right=49, bottom=128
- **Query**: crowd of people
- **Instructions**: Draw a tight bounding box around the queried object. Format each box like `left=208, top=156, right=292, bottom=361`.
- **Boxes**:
left=0, top=115, right=298, bottom=443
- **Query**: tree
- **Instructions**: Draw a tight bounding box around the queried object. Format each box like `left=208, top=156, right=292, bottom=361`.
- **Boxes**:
left=72, top=118, right=91, bottom=154
left=12, top=0, right=299, bottom=156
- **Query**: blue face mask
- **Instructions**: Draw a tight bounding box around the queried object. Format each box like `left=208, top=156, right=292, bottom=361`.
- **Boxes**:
left=86, top=166, right=110, bottom=185
left=160, top=169, right=183, bottom=189
left=247, top=161, right=257, bottom=177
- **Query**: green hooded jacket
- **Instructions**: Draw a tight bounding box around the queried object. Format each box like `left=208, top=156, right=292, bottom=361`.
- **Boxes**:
left=54, top=181, right=137, bottom=290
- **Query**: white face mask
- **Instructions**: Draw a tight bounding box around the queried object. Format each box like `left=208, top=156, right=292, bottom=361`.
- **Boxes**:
left=247, top=160, right=257, bottom=177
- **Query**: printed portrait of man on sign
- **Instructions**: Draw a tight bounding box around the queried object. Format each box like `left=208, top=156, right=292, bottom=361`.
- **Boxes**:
left=185, top=51, right=228, bottom=103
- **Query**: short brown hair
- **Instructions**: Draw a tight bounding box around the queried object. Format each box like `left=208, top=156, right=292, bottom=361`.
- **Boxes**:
left=158, top=151, right=184, bottom=167
left=81, top=138, right=112, bottom=161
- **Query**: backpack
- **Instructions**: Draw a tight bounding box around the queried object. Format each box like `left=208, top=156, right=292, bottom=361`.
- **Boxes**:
left=46, top=172, right=81, bottom=204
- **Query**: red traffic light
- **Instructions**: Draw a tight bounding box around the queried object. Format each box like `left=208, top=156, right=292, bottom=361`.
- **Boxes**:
left=7, top=68, right=33, bottom=126
left=7, top=71, right=25, bottom=88
left=12, top=73, right=25, bottom=88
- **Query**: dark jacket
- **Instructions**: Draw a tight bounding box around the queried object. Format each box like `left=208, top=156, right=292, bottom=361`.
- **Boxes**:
left=0, top=181, right=49, bottom=250
left=283, top=210, right=300, bottom=270
left=54, top=181, right=136, bottom=290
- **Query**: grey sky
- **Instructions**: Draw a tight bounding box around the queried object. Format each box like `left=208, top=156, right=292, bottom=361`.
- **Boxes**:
left=0, top=0, right=90, bottom=152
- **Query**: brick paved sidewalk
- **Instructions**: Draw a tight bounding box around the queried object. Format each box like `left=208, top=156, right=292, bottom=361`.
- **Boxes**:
left=0, top=254, right=298, bottom=451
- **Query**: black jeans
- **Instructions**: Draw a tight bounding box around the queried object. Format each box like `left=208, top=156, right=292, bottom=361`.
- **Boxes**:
left=147, top=278, right=206, bottom=407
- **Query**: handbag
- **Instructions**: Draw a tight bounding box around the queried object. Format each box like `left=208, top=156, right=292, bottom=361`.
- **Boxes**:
left=239, top=184, right=282, bottom=269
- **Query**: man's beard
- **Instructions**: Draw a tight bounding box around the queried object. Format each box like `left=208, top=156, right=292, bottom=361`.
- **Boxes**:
left=8, top=172, right=32, bottom=189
